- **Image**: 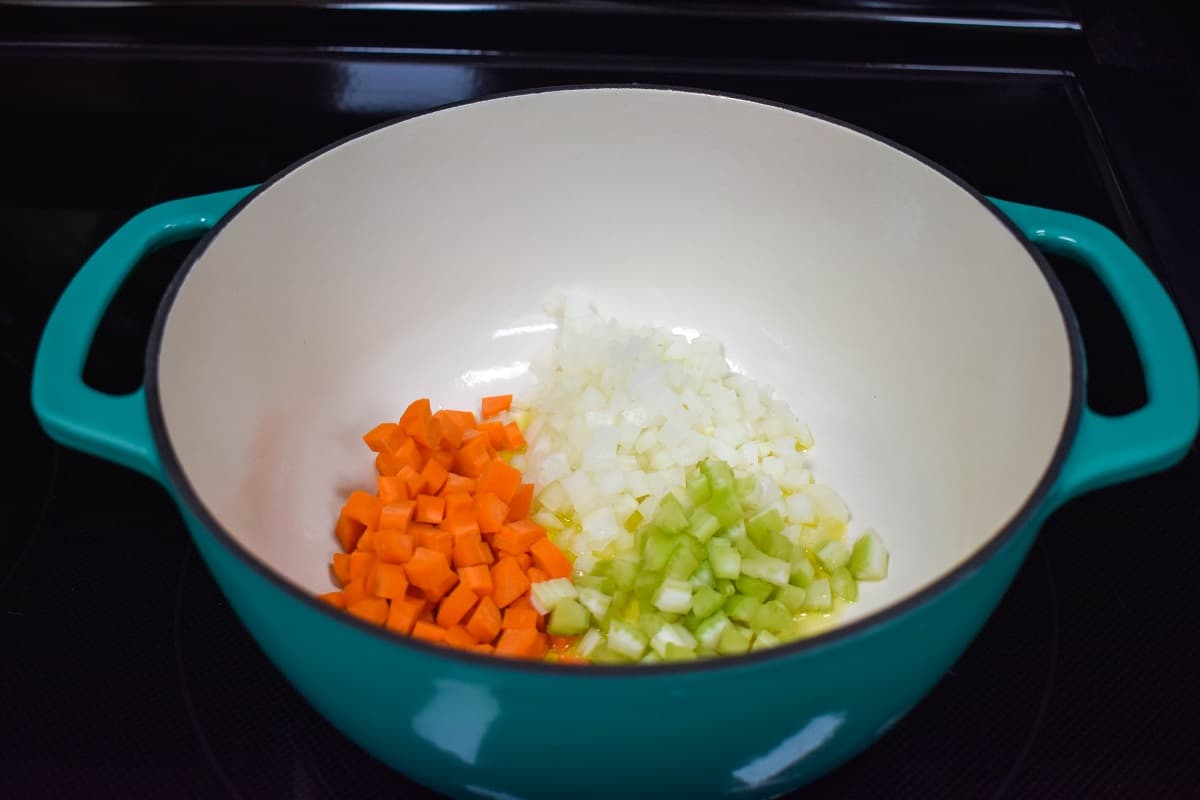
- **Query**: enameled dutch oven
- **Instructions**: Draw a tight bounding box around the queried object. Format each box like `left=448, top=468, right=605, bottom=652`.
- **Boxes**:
left=32, top=87, right=1199, bottom=799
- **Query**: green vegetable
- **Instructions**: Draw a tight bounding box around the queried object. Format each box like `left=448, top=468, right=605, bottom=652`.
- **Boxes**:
left=750, top=630, right=781, bottom=652
left=707, top=539, right=742, bottom=580
left=774, top=584, right=807, bottom=612
left=829, top=567, right=858, bottom=602
left=701, top=459, right=736, bottom=496
left=664, top=643, right=697, bottom=661
left=689, top=559, right=716, bottom=589
left=610, top=558, right=639, bottom=590
left=606, top=619, right=648, bottom=660
left=686, top=470, right=711, bottom=506
left=653, top=493, right=689, bottom=535
left=690, top=584, right=725, bottom=619
left=817, top=539, right=851, bottom=571
left=725, top=594, right=761, bottom=623
left=577, top=587, right=613, bottom=620
left=802, top=577, right=832, bottom=612
left=735, top=575, right=775, bottom=602
left=717, top=623, right=751, bottom=655
left=750, top=600, right=791, bottom=633
left=665, top=545, right=701, bottom=580
left=706, top=490, right=743, bottom=527
left=789, top=555, right=815, bottom=588
left=687, top=506, right=721, bottom=543
left=740, top=555, right=790, bottom=586
left=642, top=530, right=679, bottom=572
left=694, top=611, right=730, bottom=650
left=735, top=475, right=758, bottom=501
left=547, top=598, right=591, bottom=636
left=747, top=508, right=785, bottom=542
left=850, top=530, right=889, bottom=581
left=637, top=610, right=669, bottom=638
left=575, top=574, right=616, bottom=594
left=653, top=578, right=694, bottom=614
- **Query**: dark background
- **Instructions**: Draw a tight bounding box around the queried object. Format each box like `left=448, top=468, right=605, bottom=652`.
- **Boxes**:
left=2, top=2, right=1198, bottom=798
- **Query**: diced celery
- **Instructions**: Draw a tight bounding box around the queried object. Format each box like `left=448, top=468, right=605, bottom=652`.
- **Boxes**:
left=624, top=510, right=643, bottom=533
left=707, top=539, right=742, bottom=580
left=578, top=587, right=613, bottom=620
left=606, top=589, right=633, bottom=626
left=530, top=578, right=578, bottom=613
left=724, top=521, right=748, bottom=542
left=850, top=530, right=889, bottom=581
left=687, top=506, right=721, bottom=543
left=590, top=645, right=631, bottom=664
left=591, top=560, right=614, bottom=578
left=701, top=459, right=736, bottom=496
left=829, top=567, right=858, bottom=602
left=774, top=584, right=807, bottom=612
left=802, top=578, right=832, bottom=612
left=716, top=623, right=752, bottom=655
left=606, top=619, right=648, bottom=660
left=691, top=584, right=725, bottom=619
left=653, top=493, right=689, bottom=535
left=575, top=574, right=616, bottom=594
left=750, top=600, right=791, bottom=633
left=750, top=630, right=781, bottom=652
left=747, top=508, right=786, bottom=542
left=690, top=560, right=716, bottom=589
left=735, top=575, right=775, bottom=602
left=789, top=555, right=815, bottom=588
left=715, top=579, right=737, bottom=596
left=759, top=530, right=794, bottom=562
left=547, top=597, right=591, bottom=636
left=706, top=490, right=744, bottom=527
left=683, top=611, right=704, bottom=632
left=664, top=643, right=697, bottom=662
left=653, top=578, right=693, bottom=614
left=637, top=610, right=669, bottom=638
left=642, top=530, right=679, bottom=572
left=686, top=470, right=712, bottom=506
left=725, top=594, right=761, bottom=623
left=740, top=556, right=790, bottom=587
left=817, top=540, right=851, bottom=571
left=611, top=558, right=639, bottom=590
left=695, top=611, right=730, bottom=650
left=641, top=651, right=662, bottom=664
left=650, top=622, right=697, bottom=657
left=576, top=628, right=603, bottom=657
left=735, top=475, right=758, bottom=501
left=665, top=546, right=701, bottom=580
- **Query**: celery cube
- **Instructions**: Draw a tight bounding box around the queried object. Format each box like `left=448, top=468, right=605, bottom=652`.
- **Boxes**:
left=687, top=506, right=721, bottom=543
left=695, top=611, right=730, bottom=650
left=774, top=584, right=807, bottom=612
left=817, top=539, right=851, bottom=571
left=653, top=493, right=689, bottom=535
left=664, top=643, right=697, bottom=662
left=725, top=594, right=761, bottom=623
left=747, top=508, right=786, bottom=542
left=653, top=578, right=694, bottom=614
left=741, top=555, right=790, bottom=586
left=637, top=611, right=669, bottom=638
left=789, top=555, right=815, bottom=588
left=716, top=623, right=752, bottom=655
left=830, top=567, right=858, bottom=602
left=686, top=470, right=711, bottom=506
left=707, top=539, right=742, bottom=580
left=735, top=575, right=775, bottom=602
left=547, top=598, right=591, bottom=637
left=802, top=578, right=832, bottom=612
left=706, top=490, right=744, bottom=527
left=606, top=620, right=648, bottom=660
left=690, top=560, right=716, bottom=589
left=701, top=459, right=736, bottom=495
left=750, top=600, right=791, bottom=633
left=643, top=530, right=679, bottom=572
left=759, top=530, right=794, bottom=562
left=850, top=530, right=889, bottom=581
left=691, top=584, right=725, bottom=619
left=611, top=558, right=639, bottom=590
left=750, top=630, right=781, bottom=652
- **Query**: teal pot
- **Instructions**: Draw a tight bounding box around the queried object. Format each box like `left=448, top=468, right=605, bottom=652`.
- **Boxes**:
left=32, top=88, right=1198, bottom=799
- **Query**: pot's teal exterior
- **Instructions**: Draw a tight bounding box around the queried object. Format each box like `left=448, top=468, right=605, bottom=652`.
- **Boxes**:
left=31, top=180, right=1199, bottom=799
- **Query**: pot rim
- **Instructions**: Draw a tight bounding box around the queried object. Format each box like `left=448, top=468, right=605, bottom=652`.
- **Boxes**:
left=144, top=84, right=1084, bottom=677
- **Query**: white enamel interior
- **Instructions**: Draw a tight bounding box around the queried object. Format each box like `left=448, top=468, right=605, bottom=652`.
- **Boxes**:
left=156, top=88, right=1073, bottom=628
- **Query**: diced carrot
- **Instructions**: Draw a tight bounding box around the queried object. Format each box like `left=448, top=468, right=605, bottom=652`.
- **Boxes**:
left=331, top=552, right=351, bottom=586
left=380, top=501, right=414, bottom=532
left=436, top=582, right=480, bottom=628
left=502, top=421, right=526, bottom=450
left=458, top=564, right=493, bottom=596
left=349, top=551, right=374, bottom=583
left=440, top=473, right=476, bottom=496
left=494, top=519, right=547, bottom=555
left=392, top=439, right=423, bottom=472
left=356, top=529, right=376, bottom=552
left=452, top=530, right=489, bottom=568
left=385, top=596, right=425, bottom=635
left=502, top=606, right=540, bottom=630
left=420, top=458, right=449, bottom=494
left=480, top=541, right=495, bottom=565
left=405, top=547, right=458, bottom=601
left=472, top=643, right=496, bottom=655
left=430, top=449, right=455, bottom=471
left=396, top=465, right=424, bottom=498
left=443, top=492, right=475, bottom=524
left=442, top=409, right=477, bottom=429
left=343, top=580, right=367, bottom=608
left=411, top=621, right=446, bottom=644
left=341, top=490, right=382, bottom=529
left=453, top=434, right=491, bottom=478
left=506, top=483, right=534, bottom=522
left=465, top=595, right=502, bottom=643
left=375, top=450, right=404, bottom=476
left=481, top=394, right=512, bottom=418
left=477, top=459, right=522, bottom=504
left=491, top=557, right=530, bottom=609
left=475, top=492, right=509, bottom=534
left=477, top=421, right=506, bottom=450
left=334, top=514, right=365, bottom=552
left=444, top=625, right=479, bottom=649
left=412, top=524, right=453, bottom=559
left=508, top=593, right=536, bottom=613
left=531, top=633, right=550, bottom=659
left=415, top=494, right=446, bottom=524
left=319, top=591, right=345, bottom=608
left=371, top=562, right=410, bottom=600
left=377, top=475, right=408, bottom=505
left=531, top=538, right=574, bottom=580
left=527, top=566, right=550, bottom=585
left=494, top=628, right=541, bottom=659
left=399, top=398, right=434, bottom=443
left=432, top=409, right=467, bottom=450
left=516, top=553, right=533, bottom=571
left=347, top=596, right=388, bottom=626
left=363, top=422, right=405, bottom=453
left=377, top=529, right=414, bottom=564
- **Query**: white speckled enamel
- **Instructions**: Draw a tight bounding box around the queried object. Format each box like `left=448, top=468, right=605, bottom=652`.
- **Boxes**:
left=155, top=88, right=1072, bottom=627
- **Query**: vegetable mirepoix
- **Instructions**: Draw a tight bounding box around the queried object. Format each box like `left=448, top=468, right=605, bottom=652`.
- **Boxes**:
left=325, top=397, right=578, bottom=661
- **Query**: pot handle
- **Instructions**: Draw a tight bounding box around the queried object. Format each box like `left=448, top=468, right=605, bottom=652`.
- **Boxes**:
left=991, top=198, right=1199, bottom=508
left=31, top=187, right=255, bottom=485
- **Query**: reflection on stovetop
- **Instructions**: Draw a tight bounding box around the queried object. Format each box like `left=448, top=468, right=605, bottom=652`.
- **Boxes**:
left=2, top=55, right=1198, bottom=798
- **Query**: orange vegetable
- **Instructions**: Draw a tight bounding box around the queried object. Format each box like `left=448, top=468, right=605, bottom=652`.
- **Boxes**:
left=432, top=409, right=468, bottom=449
left=411, top=524, right=452, bottom=559
left=377, top=475, right=408, bottom=505
left=334, top=514, right=365, bottom=552
left=363, top=422, right=405, bottom=453
left=347, top=596, right=388, bottom=626
left=477, top=458, right=522, bottom=504
left=415, top=494, right=446, bottom=524
left=477, top=421, right=506, bottom=450
left=506, top=483, right=534, bottom=522
left=531, top=537, right=574, bottom=580
left=436, top=582, right=480, bottom=628
left=465, top=595, right=502, bottom=642
left=420, top=458, right=449, bottom=494
left=494, top=628, right=542, bottom=659
left=558, top=654, right=589, bottom=665
left=386, top=596, right=425, bottom=635
left=501, top=606, right=540, bottom=630
left=440, top=473, right=476, bottom=496
left=356, top=529, right=377, bottom=552
left=396, top=465, right=424, bottom=498
left=371, top=562, right=410, bottom=600
left=494, top=519, right=547, bottom=556
left=452, top=530, right=490, bottom=568
left=399, top=398, right=435, bottom=446
left=379, top=501, right=414, bottom=532
left=458, top=564, right=493, bottom=596
left=527, top=566, right=550, bottom=585
left=481, top=394, right=512, bottom=418
left=331, top=552, right=351, bottom=586
left=443, top=625, right=478, bottom=649
left=405, top=547, right=459, bottom=602
left=376, top=529, right=414, bottom=564
left=474, top=492, right=509, bottom=534
left=502, top=421, right=526, bottom=450
left=341, top=490, right=381, bottom=528
left=411, top=621, right=446, bottom=644
left=319, top=591, right=345, bottom=608
left=491, top=557, right=530, bottom=608
left=453, top=434, right=491, bottom=478
left=550, top=636, right=576, bottom=655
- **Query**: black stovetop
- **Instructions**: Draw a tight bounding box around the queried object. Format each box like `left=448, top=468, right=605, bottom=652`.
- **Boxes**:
left=2, top=3, right=1198, bottom=798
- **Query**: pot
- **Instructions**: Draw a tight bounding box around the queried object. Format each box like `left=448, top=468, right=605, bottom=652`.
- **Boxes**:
left=32, top=87, right=1199, bottom=799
